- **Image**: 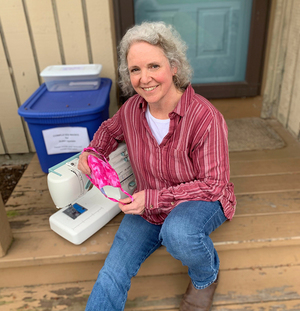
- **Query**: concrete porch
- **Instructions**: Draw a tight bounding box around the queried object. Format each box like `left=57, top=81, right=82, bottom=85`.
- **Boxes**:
left=1, top=115, right=300, bottom=310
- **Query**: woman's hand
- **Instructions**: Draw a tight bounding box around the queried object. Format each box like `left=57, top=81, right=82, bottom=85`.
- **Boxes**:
left=119, top=190, right=145, bottom=215
left=78, top=152, right=91, bottom=175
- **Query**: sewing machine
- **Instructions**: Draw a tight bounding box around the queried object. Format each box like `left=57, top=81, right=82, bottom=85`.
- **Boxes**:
left=47, top=143, right=136, bottom=245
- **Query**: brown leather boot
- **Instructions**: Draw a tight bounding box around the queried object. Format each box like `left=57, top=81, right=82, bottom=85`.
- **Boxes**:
left=179, top=274, right=219, bottom=311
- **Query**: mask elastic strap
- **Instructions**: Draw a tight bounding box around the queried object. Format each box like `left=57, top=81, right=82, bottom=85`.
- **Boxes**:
left=100, top=188, right=134, bottom=205
left=83, top=147, right=109, bottom=163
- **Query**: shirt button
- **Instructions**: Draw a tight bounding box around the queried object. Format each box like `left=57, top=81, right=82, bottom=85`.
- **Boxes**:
left=150, top=205, right=153, bottom=209
left=171, top=202, right=175, bottom=206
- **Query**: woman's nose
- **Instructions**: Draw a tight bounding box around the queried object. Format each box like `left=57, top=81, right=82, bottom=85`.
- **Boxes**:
left=140, top=70, right=151, bottom=84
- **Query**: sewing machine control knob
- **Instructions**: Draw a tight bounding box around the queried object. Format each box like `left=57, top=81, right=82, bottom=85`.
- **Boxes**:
left=67, top=159, right=79, bottom=168
left=129, top=181, right=136, bottom=189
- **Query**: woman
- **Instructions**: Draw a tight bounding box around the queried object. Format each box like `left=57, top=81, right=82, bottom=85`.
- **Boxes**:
left=78, top=21, right=236, bottom=311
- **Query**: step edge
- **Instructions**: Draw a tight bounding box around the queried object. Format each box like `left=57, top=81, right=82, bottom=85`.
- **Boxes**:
left=1, top=237, right=300, bottom=269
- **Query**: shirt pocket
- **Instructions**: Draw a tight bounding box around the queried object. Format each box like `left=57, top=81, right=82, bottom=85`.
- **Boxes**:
left=163, top=147, right=195, bottom=184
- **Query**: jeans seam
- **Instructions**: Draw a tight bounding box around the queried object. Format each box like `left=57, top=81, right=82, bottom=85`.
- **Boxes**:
left=203, top=205, right=223, bottom=269
left=192, top=269, right=219, bottom=290
left=191, top=203, right=223, bottom=289
left=202, top=202, right=223, bottom=233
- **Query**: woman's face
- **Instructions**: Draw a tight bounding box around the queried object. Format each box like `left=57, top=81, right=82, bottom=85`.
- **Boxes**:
left=127, top=41, right=177, bottom=106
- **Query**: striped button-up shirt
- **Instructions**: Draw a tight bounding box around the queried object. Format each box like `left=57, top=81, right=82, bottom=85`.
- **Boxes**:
left=89, top=85, right=236, bottom=224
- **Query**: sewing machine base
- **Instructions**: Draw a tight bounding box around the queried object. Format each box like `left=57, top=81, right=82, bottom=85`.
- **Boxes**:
left=49, top=186, right=124, bottom=245
left=48, top=143, right=136, bottom=245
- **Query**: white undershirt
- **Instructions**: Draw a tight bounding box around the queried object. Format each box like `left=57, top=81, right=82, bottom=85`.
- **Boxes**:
left=145, top=105, right=170, bottom=145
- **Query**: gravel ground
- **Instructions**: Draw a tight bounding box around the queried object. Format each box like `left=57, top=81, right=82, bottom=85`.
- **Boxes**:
left=0, top=153, right=34, bottom=204
left=0, top=164, right=28, bottom=204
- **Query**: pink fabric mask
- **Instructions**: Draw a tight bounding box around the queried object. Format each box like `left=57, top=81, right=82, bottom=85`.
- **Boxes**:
left=83, top=147, right=133, bottom=204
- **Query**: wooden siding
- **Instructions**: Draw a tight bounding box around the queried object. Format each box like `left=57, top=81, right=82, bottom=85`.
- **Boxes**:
left=1, top=0, right=299, bottom=157
left=0, top=0, right=118, bottom=155
left=262, top=0, right=300, bottom=140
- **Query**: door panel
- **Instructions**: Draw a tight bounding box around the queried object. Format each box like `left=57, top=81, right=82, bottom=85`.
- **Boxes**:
left=113, top=0, right=270, bottom=99
left=134, top=0, right=252, bottom=84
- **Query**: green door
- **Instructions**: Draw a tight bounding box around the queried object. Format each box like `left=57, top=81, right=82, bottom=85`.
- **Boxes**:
left=134, top=0, right=253, bottom=85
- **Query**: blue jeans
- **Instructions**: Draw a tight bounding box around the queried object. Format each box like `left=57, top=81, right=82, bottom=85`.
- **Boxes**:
left=85, top=200, right=227, bottom=311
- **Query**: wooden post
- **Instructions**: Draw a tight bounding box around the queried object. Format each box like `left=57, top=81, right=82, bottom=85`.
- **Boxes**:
left=0, top=194, right=13, bottom=257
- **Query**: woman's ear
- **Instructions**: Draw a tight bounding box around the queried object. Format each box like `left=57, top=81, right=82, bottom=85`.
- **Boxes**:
left=172, top=66, right=178, bottom=76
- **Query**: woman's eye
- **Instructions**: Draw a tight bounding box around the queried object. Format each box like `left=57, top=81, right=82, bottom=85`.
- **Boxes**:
left=150, top=64, right=159, bottom=69
left=130, top=68, right=139, bottom=74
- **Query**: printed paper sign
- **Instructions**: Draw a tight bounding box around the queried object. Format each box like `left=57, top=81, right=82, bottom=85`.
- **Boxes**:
left=42, top=127, right=90, bottom=155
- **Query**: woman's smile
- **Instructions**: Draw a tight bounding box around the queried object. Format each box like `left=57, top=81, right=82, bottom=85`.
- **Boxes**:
left=142, top=85, right=158, bottom=91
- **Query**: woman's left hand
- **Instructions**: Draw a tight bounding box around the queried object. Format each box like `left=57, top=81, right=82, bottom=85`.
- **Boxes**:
left=119, top=190, right=145, bottom=215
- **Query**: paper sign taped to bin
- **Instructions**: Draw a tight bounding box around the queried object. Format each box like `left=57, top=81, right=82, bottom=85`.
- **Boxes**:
left=42, top=127, right=90, bottom=155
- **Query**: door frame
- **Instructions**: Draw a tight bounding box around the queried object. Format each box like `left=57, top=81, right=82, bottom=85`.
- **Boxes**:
left=113, top=0, right=271, bottom=99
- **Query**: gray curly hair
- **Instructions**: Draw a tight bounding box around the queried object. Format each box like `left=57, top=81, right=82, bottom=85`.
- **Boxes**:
left=118, top=21, right=193, bottom=96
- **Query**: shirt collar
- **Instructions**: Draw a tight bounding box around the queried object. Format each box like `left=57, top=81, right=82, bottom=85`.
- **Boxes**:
left=139, top=84, right=194, bottom=117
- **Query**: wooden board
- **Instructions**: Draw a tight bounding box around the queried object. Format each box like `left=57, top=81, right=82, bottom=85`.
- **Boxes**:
left=25, top=0, right=62, bottom=73
left=5, top=189, right=300, bottom=233
left=0, top=281, right=93, bottom=310
left=0, top=195, right=13, bottom=257
left=211, top=96, right=263, bottom=120
left=213, top=300, right=300, bottom=311
left=0, top=0, right=40, bottom=104
left=21, top=153, right=44, bottom=177
left=232, top=172, right=300, bottom=195
left=0, top=0, right=40, bottom=153
left=55, top=0, right=89, bottom=64
left=85, top=0, right=118, bottom=115
left=276, top=1, right=300, bottom=136
left=85, top=0, right=116, bottom=79
left=1, top=228, right=300, bottom=288
left=1, top=270, right=299, bottom=311
left=9, top=170, right=300, bottom=203
left=128, top=265, right=300, bottom=309
left=2, top=208, right=300, bottom=269
left=212, top=212, right=300, bottom=248
left=13, top=173, right=48, bottom=192
left=6, top=189, right=56, bottom=211
left=218, top=244, right=300, bottom=270
left=0, top=31, right=28, bottom=153
left=0, top=135, right=5, bottom=154
left=230, top=157, right=300, bottom=177
left=235, top=191, right=300, bottom=216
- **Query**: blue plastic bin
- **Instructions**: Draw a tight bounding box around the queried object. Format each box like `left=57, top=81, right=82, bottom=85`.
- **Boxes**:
left=18, top=78, right=112, bottom=173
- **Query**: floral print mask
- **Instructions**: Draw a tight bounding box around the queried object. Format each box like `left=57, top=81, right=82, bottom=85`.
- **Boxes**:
left=83, top=147, right=134, bottom=204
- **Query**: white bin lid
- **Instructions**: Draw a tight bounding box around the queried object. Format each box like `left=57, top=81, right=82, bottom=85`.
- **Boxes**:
left=40, top=64, right=102, bottom=77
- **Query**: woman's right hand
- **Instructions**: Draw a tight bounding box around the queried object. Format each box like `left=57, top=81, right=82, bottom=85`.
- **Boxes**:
left=78, top=152, right=91, bottom=175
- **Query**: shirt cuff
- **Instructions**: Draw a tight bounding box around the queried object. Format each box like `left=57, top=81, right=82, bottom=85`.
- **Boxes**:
left=145, top=188, right=177, bottom=212
left=145, top=189, right=159, bottom=211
